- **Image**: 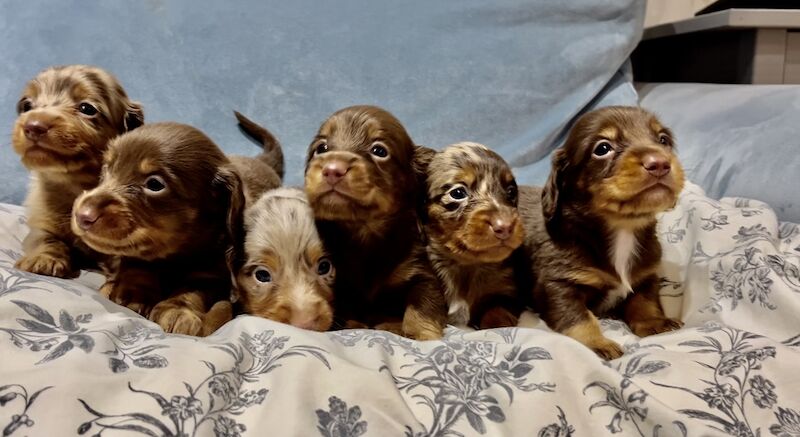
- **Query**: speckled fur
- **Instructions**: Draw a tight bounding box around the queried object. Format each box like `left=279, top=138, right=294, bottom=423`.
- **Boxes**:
left=423, top=142, right=527, bottom=329
left=234, top=188, right=335, bottom=331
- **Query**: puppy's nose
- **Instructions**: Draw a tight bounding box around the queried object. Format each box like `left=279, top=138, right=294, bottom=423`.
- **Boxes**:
left=322, top=161, right=349, bottom=186
left=490, top=216, right=516, bottom=241
left=76, top=206, right=101, bottom=230
left=642, top=154, right=671, bottom=178
left=23, top=120, right=49, bottom=141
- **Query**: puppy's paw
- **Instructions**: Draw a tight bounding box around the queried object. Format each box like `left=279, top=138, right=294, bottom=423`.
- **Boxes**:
left=106, top=288, right=150, bottom=316
left=374, top=322, right=404, bottom=336
left=150, top=303, right=203, bottom=336
left=98, top=280, right=114, bottom=298
left=409, top=328, right=444, bottom=341
left=401, top=322, right=444, bottom=341
left=630, top=317, right=684, bottom=337
left=588, top=337, right=625, bottom=360
left=479, top=307, right=519, bottom=329
left=15, top=252, right=75, bottom=278
left=202, top=301, right=234, bottom=335
left=343, top=320, right=370, bottom=330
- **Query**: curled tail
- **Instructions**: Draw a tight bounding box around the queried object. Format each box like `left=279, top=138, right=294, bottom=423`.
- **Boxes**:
left=234, top=111, right=285, bottom=179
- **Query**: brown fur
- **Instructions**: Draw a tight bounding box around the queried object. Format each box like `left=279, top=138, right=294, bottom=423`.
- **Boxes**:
left=304, top=105, right=447, bottom=340
left=12, top=65, right=144, bottom=278
left=71, top=122, right=278, bottom=336
left=422, top=142, right=527, bottom=329
left=522, top=106, right=685, bottom=359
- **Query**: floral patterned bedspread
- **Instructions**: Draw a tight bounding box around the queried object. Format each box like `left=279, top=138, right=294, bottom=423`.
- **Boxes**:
left=1, top=181, right=799, bottom=437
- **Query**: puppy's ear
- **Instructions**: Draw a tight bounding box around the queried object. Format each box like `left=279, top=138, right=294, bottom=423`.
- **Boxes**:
left=542, top=148, right=568, bottom=223
left=412, top=145, right=436, bottom=180
left=123, top=101, right=144, bottom=132
left=413, top=145, right=436, bottom=224
left=213, top=166, right=246, bottom=275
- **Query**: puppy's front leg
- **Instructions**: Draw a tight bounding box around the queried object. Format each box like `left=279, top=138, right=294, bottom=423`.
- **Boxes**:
left=624, top=274, right=683, bottom=337
left=102, top=261, right=162, bottom=316
left=472, top=294, right=522, bottom=329
left=402, top=276, right=447, bottom=341
left=541, top=282, right=623, bottom=360
left=16, top=229, right=75, bottom=278
left=150, top=290, right=208, bottom=336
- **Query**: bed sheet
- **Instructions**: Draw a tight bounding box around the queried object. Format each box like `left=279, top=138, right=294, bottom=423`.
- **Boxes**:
left=0, top=182, right=799, bottom=436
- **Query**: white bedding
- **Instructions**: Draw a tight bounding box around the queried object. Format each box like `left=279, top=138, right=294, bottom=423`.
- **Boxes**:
left=1, top=182, right=799, bottom=436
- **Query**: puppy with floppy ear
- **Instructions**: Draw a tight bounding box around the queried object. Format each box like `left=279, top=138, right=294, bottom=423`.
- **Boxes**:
left=71, top=122, right=266, bottom=336
left=304, top=105, right=447, bottom=340
left=522, top=106, right=685, bottom=359
left=423, top=142, right=527, bottom=329
left=12, top=65, right=143, bottom=278
left=233, top=187, right=335, bottom=331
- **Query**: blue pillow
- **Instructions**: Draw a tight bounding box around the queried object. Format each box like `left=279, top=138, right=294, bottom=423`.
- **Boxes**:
left=0, top=0, right=644, bottom=204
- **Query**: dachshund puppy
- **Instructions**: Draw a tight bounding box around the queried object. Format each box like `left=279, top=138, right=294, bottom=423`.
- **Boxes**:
left=12, top=65, right=143, bottom=277
left=304, top=105, right=447, bottom=340
left=233, top=187, right=335, bottom=331
left=522, top=106, right=685, bottom=359
left=423, top=142, right=527, bottom=329
left=71, top=122, right=281, bottom=335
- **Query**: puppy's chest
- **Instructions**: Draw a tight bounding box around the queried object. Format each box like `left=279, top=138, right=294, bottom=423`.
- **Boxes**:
left=440, top=262, right=514, bottom=323
left=593, top=230, right=651, bottom=313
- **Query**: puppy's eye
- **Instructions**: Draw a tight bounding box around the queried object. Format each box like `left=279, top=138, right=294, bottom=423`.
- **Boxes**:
left=17, top=99, right=33, bottom=114
left=506, top=185, right=518, bottom=202
left=254, top=267, right=272, bottom=283
left=658, top=134, right=671, bottom=146
left=448, top=187, right=468, bottom=200
left=315, top=142, right=329, bottom=155
left=317, top=257, right=333, bottom=276
left=143, top=175, right=166, bottom=194
left=78, top=103, right=98, bottom=116
left=370, top=143, right=389, bottom=159
left=592, top=141, right=614, bottom=157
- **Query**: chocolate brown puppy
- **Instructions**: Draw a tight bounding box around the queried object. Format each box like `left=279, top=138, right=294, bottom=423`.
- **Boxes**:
left=423, top=142, right=527, bottom=329
left=234, top=188, right=335, bottom=331
left=522, top=106, right=685, bottom=359
left=12, top=65, right=143, bottom=278
left=71, top=122, right=281, bottom=336
left=304, top=105, right=447, bottom=340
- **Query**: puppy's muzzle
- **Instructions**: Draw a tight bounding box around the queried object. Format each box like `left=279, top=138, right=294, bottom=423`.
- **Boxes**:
left=642, top=153, right=671, bottom=179
left=322, top=159, right=350, bottom=187
left=489, top=213, right=518, bottom=242
left=23, top=119, right=50, bottom=142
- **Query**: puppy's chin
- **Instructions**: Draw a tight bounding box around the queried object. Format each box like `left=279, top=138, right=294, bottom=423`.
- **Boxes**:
left=75, top=223, right=178, bottom=261
left=590, top=155, right=685, bottom=224
left=243, top=292, right=334, bottom=331
left=71, top=204, right=183, bottom=261
left=305, top=170, right=399, bottom=222
left=434, top=209, right=524, bottom=264
left=14, top=140, right=87, bottom=173
left=12, top=125, right=101, bottom=173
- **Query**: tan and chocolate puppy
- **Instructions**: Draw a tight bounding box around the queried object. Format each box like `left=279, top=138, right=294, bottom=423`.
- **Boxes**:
left=423, top=142, right=527, bottom=329
left=12, top=65, right=144, bottom=277
left=234, top=187, right=335, bottom=331
left=304, top=105, right=447, bottom=340
left=522, top=106, right=685, bottom=359
left=71, top=122, right=259, bottom=336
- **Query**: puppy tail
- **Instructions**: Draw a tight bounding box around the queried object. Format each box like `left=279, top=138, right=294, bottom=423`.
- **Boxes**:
left=234, top=111, right=285, bottom=179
